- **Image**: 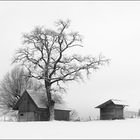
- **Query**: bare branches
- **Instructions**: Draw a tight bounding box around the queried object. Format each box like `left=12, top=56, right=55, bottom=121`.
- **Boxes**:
left=12, top=19, right=110, bottom=95
left=0, top=66, right=32, bottom=110
left=55, top=19, right=71, bottom=33
left=50, top=54, right=109, bottom=85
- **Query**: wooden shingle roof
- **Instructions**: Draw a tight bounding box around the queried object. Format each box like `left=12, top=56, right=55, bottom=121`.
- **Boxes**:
left=27, top=90, right=48, bottom=109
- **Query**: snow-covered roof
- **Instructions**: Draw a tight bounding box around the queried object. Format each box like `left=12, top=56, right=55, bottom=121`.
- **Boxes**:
left=27, top=90, right=48, bottom=109
left=95, top=99, right=128, bottom=108
left=111, top=99, right=128, bottom=106
left=28, top=91, right=71, bottom=110
left=54, top=103, right=71, bottom=111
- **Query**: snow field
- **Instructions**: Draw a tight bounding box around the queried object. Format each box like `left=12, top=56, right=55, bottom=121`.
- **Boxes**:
left=0, top=119, right=140, bottom=139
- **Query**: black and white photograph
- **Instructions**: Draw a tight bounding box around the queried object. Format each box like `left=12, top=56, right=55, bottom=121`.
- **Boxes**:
left=0, top=1, right=140, bottom=139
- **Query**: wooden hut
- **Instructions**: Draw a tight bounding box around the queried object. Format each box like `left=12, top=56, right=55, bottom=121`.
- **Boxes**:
left=95, top=99, right=128, bottom=120
left=13, top=90, right=71, bottom=121
left=13, top=90, right=50, bottom=121
left=54, top=103, right=71, bottom=121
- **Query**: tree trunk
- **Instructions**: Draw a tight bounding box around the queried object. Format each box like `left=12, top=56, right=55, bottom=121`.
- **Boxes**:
left=45, top=80, right=54, bottom=121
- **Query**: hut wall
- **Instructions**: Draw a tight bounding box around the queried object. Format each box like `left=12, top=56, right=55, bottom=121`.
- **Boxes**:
left=114, top=105, right=124, bottom=119
left=100, top=103, right=115, bottom=120
left=100, top=108, right=115, bottom=120
left=37, top=109, right=50, bottom=121
left=54, top=109, right=70, bottom=121
left=18, top=109, right=49, bottom=121
left=100, top=104, right=124, bottom=120
left=18, top=111, right=37, bottom=122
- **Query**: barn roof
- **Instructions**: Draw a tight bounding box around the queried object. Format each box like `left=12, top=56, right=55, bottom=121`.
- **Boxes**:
left=95, top=99, right=128, bottom=108
left=13, top=90, right=71, bottom=111
left=13, top=90, right=48, bottom=110
left=54, top=103, right=71, bottom=111
left=27, top=90, right=48, bottom=109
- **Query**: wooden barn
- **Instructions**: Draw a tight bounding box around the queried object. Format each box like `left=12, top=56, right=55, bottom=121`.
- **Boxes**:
left=54, top=103, right=71, bottom=121
left=13, top=90, right=50, bottom=121
left=13, top=90, right=71, bottom=121
left=95, top=99, right=128, bottom=120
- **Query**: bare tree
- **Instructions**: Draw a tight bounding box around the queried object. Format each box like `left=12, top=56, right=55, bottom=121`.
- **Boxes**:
left=12, top=19, right=109, bottom=120
left=0, top=66, right=32, bottom=113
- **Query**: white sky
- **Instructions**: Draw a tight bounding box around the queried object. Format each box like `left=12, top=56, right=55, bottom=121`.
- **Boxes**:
left=0, top=1, right=140, bottom=117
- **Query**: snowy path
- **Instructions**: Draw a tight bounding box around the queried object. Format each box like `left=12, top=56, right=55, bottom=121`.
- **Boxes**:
left=0, top=119, right=139, bottom=139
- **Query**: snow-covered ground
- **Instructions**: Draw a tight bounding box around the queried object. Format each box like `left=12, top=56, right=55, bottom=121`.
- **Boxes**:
left=0, top=118, right=140, bottom=139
